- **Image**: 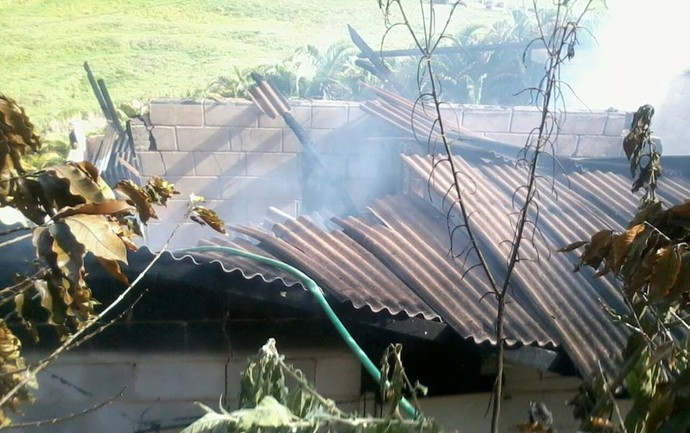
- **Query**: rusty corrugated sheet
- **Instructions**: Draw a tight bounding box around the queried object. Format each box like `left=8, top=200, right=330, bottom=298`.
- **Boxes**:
left=179, top=194, right=556, bottom=348
left=401, top=153, right=690, bottom=376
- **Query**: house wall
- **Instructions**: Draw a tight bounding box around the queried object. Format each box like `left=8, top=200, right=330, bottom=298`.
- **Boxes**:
left=422, top=364, right=584, bottom=433
left=18, top=345, right=596, bottom=433
left=133, top=99, right=628, bottom=248
left=16, top=346, right=362, bottom=433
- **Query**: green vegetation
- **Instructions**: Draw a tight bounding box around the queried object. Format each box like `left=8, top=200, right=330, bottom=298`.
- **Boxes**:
left=0, top=0, right=511, bottom=129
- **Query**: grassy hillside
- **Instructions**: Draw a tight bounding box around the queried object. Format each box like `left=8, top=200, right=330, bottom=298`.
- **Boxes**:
left=0, top=0, right=510, bottom=129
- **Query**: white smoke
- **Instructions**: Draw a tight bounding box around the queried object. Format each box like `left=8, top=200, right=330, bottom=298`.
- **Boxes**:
left=567, top=0, right=690, bottom=111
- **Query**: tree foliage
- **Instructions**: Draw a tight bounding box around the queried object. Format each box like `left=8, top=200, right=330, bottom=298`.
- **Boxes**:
left=563, top=105, right=690, bottom=433
left=206, top=42, right=375, bottom=101
left=181, top=339, right=439, bottom=433
left=0, top=95, right=226, bottom=425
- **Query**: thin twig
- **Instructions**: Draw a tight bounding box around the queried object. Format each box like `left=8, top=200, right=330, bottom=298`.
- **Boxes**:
left=0, top=233, right=31, bottom=249
left=4, top=387, right=126, bottom=429
left=0, top=210, right=188, bottom=415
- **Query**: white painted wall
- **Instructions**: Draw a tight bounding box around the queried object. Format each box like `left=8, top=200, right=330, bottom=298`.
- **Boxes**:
left=14, top=349, right=614, bottom=433
left=421, top=364, right=583, bottom=433
left=13, top=347, right=361, bottom=433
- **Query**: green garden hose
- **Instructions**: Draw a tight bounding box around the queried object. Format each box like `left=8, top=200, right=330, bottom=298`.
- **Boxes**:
left=176, top=245, right=418, bottom=419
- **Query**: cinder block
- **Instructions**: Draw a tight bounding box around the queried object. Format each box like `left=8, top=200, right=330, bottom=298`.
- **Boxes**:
left=290, top=104, right=313, bottom=125
left=558, top=112, right=607, bottom=135
left=40, top=362, right=136, bottom=403
left=137, top=151, right=165, bottom=176
left=177, top=127, right=230, bottom=151
left=213, top=199, right=250, bottom=224
left=194, top=152, right=245, bottom=176
left=150, top=100, right=203, bottom=126
left=347, top=153, right=396, bottom=179
left=218, top=177, right=249, bottom=200
left=316, top=154, right=348, bottom=178
left=603, top=112, right=628, bottom=136
left=240, top=176, right=299, bottom=201
left=161, top=151, right=197, bottom=176
left=257, top=112, right=287, bottom=128
left=230, top=127, right=283, bottom=152
left=149, top=198, right=189, bottom=221
left=245, top=153, right=297, bottom=177
left=150, top=126, right=176, bottom=151
left=314, top=355, right=361, bottom=397
left=462, top=107, right=512, bottom=132
left=311, top=104, right=349, bottom=129
left=165, top=176, right=223, bottom=199
left=308, top=129, right=336, bottom=151
left=347, top=104, right=367, bottom=125
left=439, top=105, right=463, bottom=130
left=509, top=107, right=543, bottom=133
left=282, top=129, right=301, bottom=153
left=551, top=134, right=579, bottom=156
left=483, top=132, right=529, bottom=147
left=132, top=358, right=226, bottom=400
left=575, top=135, right=623, bottom=158
left=129, top=121, right=150, bottom=142
left=204, top=101, right=261, bottom=127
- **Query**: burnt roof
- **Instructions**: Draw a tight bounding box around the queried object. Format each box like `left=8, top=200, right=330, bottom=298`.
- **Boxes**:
left=168, top=150, right=690, bottom=378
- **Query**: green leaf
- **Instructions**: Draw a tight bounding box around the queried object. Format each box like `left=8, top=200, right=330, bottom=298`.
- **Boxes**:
left=63, top=214, right=128, bottom=264
left=179, top=411, right=234, bottom=433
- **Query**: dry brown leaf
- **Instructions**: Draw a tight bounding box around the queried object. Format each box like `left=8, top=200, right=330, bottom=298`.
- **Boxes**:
left=581, top=229, right=614, bottom=270
left=63, top=214, right=128, bottom=264
left=145, top=176, right=179, bottom=206
left=190, top=205, right=226, bottom=234
left=648, top=246, right=682, bottom=301
left=611, top=224, right=646, bottom=272
left=114, top=179, right=157, bottom=224
left=557, top=240, right=588, bottom=253
left=95, top=257, right=129, bottom=285
left=668, top=200, right=690, bottom=219
left=52, top=200, right=134, bottom=220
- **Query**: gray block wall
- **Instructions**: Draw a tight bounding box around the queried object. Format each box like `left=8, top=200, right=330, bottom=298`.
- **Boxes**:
left=17, top=348, right=361, bottom=433
left=132, top=99, right=627, bottom=249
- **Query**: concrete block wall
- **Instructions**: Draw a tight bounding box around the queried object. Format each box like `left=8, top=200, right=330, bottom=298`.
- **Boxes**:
left=459, top=105, right=629, bottom=158
left=133, top=99, right=403, bottom=249
left=18, top=348, right=361, bottom=433
left=133, top=99, right=626, bottom=248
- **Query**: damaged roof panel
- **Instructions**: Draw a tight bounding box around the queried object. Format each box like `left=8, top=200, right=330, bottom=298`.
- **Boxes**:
left=401, top=153, right=690, bottom=376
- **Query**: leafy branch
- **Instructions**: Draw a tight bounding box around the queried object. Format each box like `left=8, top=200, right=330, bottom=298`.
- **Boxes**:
left=377, top=1, right=595, bottom=432
left=0, top=94, right=227, bottom=425
left=562, top=105, right=690, bottom=432
left=182, top=339, right=440, bottom=433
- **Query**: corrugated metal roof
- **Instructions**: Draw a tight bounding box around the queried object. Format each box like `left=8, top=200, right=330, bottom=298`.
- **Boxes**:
left=167, top=150, right=690, bottom=377
left=177, top=194, right=554, bottom=347
left=402, top=153, right=690, bottom=377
